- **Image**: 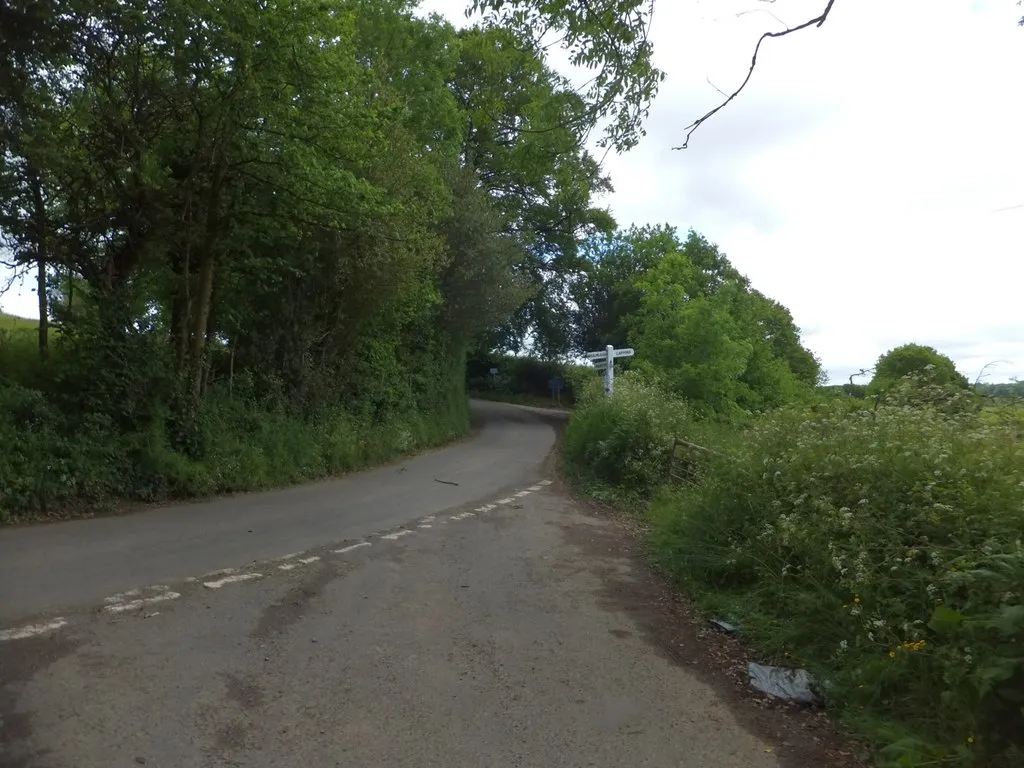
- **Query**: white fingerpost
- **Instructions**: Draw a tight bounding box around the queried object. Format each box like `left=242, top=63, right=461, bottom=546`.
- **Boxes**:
left=604, top=344, right=614, bottom=397
left=585, top=346, right=634, bottom=398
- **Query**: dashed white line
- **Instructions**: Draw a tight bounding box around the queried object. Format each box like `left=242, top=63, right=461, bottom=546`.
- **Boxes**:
left=103, top=589, right=141, bottom=605
left=539, top=479, right=553, bottom=486
left=419, top=515, right=436, bottom=524
left=334, top=542, right=371, bottom=554
left=381, top=530, right=413, bottom=541
left=528, top=484, right=544, bottom=491
left=0, top=618, right=69, bottom=642
left=496, top=497, right=515, bottom=505
left=104, top=592, right=181, bottom=614
left=202, top=567, right=237, bottom=579
left=475, top=504, right=496, bottom=512
left=278, top=563, right=298, bottom=571
left=418, top=524, right=433, bottom=529
left=297, top=556, right=320, bottom=565
left=515, top=490, right=532, bottom=497
left=203, top=573, right=262, bottom=589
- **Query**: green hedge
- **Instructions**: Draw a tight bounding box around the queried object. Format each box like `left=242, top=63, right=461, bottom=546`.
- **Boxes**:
left=648, top=393, right=1024, bottom=767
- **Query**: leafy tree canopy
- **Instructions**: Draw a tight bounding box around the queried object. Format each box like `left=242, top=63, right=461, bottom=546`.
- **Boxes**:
left=869, top=344, right=969, bottom=394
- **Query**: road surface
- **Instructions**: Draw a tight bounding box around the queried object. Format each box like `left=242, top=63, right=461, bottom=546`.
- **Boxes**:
left=1, top=400, right=785, bottom=768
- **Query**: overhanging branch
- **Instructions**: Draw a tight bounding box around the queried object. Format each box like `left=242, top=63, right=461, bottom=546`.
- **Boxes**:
left=674, top=0, right=837, bottom=150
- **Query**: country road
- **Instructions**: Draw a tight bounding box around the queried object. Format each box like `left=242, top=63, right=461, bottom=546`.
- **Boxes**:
left=0, top=400, right=823, bottom=768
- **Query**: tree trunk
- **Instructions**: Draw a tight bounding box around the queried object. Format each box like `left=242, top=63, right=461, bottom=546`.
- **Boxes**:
left=29, top=171, right=48, bottom=359
left=189, top=252, right=215, bottom=401
left=36, top=259, right=48, bottom=359
left=188, top=162, right=224, bottom=402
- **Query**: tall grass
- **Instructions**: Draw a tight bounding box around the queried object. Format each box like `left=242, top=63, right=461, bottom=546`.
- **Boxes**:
left=647, top=390, right=1024, bottom=767
left=564, top=373, right=1024, bottom=766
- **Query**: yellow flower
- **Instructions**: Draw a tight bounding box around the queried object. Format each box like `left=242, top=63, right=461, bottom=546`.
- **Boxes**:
left=853, top=596, right=861, bottom=604
left=967, top=737, right=974, bottom=745
left=889, top=651, right=896, bottom=658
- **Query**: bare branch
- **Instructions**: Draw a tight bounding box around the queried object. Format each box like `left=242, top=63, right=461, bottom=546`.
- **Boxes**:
left=674, top=0, right=837, bottom=150
left=705, top=75, right=729, bottom=99
left=848, top=367, right=873, bottom=387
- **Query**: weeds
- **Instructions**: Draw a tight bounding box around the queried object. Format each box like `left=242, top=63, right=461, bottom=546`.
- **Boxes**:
left=646, top=387, right=1023, bottom=767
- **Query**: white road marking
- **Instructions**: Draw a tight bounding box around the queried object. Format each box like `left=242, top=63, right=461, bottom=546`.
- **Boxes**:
left=515, top=490, right=532, bottom=497
left=0, top=618, right=69, bottom=642
left=539, top=479, right=553, bottom=486
left=203, top=573, right=262, bottom=589
left=202, top=567, right=237, bottom=579
left=528, top=485, right=544, bottom=491
left=381, top=530, right=413, bottom=540
left=104, top=592, right=181, bottom=614
left=278, top=563, right=297, bottom=571
left=496, top=497, right=515, bottom=505
left=418, top=524, right=433, bottom=529
left=419, top=515, right=436, bottom=523
left=103, top=589, right=141, bottom=605
left=277, top=552, right=302, bottom=561
left=475, top=504, right=496, bottom=512
left=297, top=556, right=320, bottom=565
left=334, top=542, right=371, bottom=554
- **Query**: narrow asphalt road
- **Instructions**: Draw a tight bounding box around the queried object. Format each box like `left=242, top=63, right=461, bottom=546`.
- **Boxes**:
left=0, top=401, right=555, bottom=623
left=1, top=400, right=785, bottom=768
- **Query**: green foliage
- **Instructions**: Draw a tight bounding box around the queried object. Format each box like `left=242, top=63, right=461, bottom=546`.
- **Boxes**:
left=466, top=352, right=587, bottom=406
left=468, top=0, right=664, bottom=152
left=870, top=344, right=969, bottom=395
left=626, top=230, right=820, bottom=416
left=0, top=0, right=619, bottom=520
left=976, top=380, right=1024, bottom=398
left=0, top=378, right=468, bottom=521
left=563, top=373, right=702, bottom=499
left=648, top=395, right=1024, bottom=766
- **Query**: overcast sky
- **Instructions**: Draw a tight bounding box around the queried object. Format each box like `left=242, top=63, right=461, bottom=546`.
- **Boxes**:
left=3, top=0, right=1021, bottom=384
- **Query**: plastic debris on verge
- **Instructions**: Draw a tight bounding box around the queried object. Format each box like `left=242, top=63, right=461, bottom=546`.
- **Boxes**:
left=710, top=618, right=740, bottom=634
left=747, top=662, right=818, bottom=705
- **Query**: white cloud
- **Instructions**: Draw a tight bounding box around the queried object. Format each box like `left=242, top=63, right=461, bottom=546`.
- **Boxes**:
left=5, top=0, right=1022, bottom=384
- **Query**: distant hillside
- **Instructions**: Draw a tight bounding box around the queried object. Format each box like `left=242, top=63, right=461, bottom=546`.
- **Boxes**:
left=0, top=312, right=38, bottom=331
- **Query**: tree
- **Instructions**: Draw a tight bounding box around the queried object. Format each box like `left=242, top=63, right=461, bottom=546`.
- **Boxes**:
left=624, top=230, right=819, bottom=415
left=869, top=344, right=969, bottom=395
left=450, top=24, right=616, bottom=357
left=469, top=0, right=839, bottom=149
left=1, top=0, right=599, bottom=517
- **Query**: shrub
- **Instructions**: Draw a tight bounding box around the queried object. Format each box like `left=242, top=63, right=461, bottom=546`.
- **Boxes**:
left=869, top=343, right=968, bottom=395
left=563, top=373, right=700, bottom=498
left=0, top=378, right=470, bottom=522
left=649, top=396, right=1024, bottom=767
left=466, top=352, right=588, bottom=406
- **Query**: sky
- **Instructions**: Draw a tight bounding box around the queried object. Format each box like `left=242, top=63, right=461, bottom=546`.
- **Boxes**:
left=3, top=0, right=1021, bottom=385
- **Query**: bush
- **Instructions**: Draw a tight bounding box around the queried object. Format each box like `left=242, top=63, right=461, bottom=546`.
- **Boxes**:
left=0, top=379, right=470, bottom=522
left=466, top=352, right=588, bottom=406
left=649, top=396, right=1024, bottom=767
left=869, top=343, right=968, bottom=395
left=563, top=373, right=701, bottom=498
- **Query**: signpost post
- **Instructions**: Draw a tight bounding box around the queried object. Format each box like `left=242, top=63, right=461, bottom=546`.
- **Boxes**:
left=547, top=376, right=564, bottom=406
left=584, top=345, right=634, bottom=398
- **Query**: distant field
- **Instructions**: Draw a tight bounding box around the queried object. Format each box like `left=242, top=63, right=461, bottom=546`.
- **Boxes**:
left=0, top=312, right=38, bottom=331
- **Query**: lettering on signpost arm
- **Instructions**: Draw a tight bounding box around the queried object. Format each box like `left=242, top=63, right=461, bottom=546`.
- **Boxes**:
left=585, top=346, right=634, bottom=398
